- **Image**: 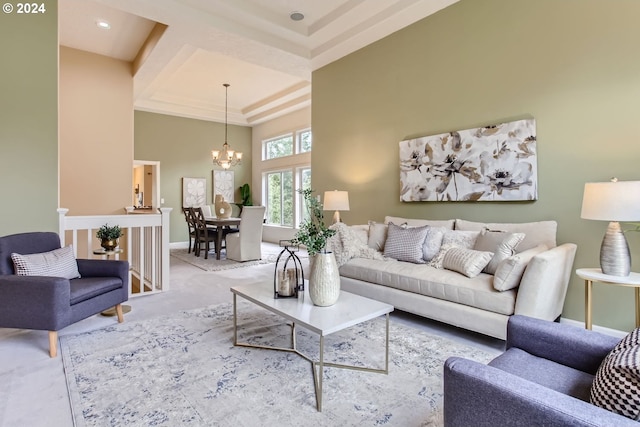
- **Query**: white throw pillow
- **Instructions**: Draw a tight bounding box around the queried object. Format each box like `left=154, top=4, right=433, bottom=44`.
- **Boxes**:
left=474, top=230, right=525, bottom=275
left=493, top=244, right=548, bottom=291
left=11, top=245, right=80, bottom=279
left=383, top=223, right=429, bottom=264
left=422, top=226, right=446, bottom=261
left=367, top=221, right=388, bottom=252
left=442, top=247, right=494, bottom=278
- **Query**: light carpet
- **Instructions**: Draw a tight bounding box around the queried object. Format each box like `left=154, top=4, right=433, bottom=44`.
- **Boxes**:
left=60, top=301, right=497, bottom=427
left=170, top=245, right=291, bottom=271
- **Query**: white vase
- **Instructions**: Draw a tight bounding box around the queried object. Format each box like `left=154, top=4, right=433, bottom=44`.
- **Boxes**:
left=308, top=252, right=341, bottom=306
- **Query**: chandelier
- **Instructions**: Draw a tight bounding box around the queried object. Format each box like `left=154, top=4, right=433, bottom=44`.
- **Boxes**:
left=212, top=83, right=242, bottom=169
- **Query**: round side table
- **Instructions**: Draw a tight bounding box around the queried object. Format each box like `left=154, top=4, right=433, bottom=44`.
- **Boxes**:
left=576, top=267, right=640, bottom=330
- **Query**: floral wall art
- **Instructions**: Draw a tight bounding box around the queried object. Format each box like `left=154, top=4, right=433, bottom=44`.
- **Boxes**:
left=213, top=170, right=234, bottom=203
left=399, top=119, right=537, bottom=202
left=182, top=177, right=206, bottom=207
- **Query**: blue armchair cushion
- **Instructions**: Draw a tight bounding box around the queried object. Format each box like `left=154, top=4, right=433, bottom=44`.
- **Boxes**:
left=11, top=245, right=80, bottom=279
left=591, top=327, right=640, bottom=420
left=489, top=347, right=595, bottom=402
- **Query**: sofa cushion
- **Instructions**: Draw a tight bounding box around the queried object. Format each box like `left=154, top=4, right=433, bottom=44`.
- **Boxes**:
left=490, top=347, right=594, bottom=402
left=474, top=230, right=525, bottom=275
left=340, top=257, right=517, bottom=315
left=443, top=248, right=494, bottom=278
left=493, top=244, right=548, bottom=291
left=367, top=221, right=388, bottom=251
left=385, top=216, right=455, bottom=230
left=591, top=327, right=640, bottom=420
left=455, top=219, right=557, bottom=251
left=11, top=245, right=80, bottom=279
left=383, top=223, right=429, bottom=263
left=69, top=277, right=123, bottom=305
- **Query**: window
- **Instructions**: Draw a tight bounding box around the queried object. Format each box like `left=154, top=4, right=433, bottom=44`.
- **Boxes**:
left=262, top=129, right=311, bottom=160
left=262, top=128, right=312, bottom=228
left=264, top=134, right=293, bottom=160
left=298, top=129, right=312, bottom=153
left=265, top=171, right=293, bottom=226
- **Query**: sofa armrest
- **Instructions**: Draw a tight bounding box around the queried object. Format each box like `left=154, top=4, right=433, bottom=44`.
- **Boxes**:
left=0, top=275, right=71, bottom=330
left=444, top=357, right=637, bottom=427
left=515, top=243, right=577, bottom=320
left=77, top=259, right=128, bottom=283
left=507, top=315, right=619, bottom=374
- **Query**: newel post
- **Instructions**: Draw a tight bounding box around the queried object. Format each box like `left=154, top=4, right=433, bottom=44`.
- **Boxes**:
left=57, top=208, right=69, bottom=246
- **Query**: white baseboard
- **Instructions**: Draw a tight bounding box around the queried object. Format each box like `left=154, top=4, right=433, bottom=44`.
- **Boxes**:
left=170, top=241, right=189, bottom=250
left=560, top=317, right=627, bottom=338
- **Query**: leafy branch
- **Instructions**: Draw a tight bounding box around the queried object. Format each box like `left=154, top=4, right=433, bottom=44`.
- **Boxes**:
left=291, top=188, right=336, bottom=257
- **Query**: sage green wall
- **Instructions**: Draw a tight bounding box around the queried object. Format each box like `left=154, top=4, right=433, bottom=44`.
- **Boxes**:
left=312, top=0, right=640, bottom=331
left=0, top=1, right=58, bottom=235
left=134, top=111, right=252, bottom=243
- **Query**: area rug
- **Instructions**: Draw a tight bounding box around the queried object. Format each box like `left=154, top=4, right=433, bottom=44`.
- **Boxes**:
left=170, top=245, right=293, bottom=271
left=60, top=302, right=498, bottom=427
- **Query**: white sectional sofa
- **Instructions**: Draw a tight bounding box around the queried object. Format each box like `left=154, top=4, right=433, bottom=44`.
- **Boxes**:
left=328, top=216, right=577, bottom=340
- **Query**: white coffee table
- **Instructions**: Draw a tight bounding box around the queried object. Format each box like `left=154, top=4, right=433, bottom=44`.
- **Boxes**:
left=231, top=282, right=394, bottom=411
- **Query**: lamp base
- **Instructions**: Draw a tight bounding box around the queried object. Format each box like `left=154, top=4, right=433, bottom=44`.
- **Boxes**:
left=332, top=210, right=341, bottom=224
left=600, top=221, right=631, bottom=276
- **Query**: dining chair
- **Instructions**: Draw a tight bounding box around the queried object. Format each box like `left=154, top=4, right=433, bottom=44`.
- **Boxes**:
left=190, top=207, right=219, bottom=259
left=182, top=207, right=197, bottom=253
left=200, top=205, right=213, bottom=217
left=226, top=206, right=266, bottom=261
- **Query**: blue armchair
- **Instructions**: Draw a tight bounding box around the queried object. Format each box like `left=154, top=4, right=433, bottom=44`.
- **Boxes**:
left=443, top=315, right=636, bottom=426
left=0, top=232, right=129, bottom=357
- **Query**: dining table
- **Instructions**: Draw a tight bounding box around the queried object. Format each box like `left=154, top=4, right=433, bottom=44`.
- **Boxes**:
left=204, top=216, right=241, bottom=260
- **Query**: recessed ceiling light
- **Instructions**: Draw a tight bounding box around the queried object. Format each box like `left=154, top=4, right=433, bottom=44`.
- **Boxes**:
left=96, top=19, right=111, bottom=30
left=290, top=11, right=304, bottom=21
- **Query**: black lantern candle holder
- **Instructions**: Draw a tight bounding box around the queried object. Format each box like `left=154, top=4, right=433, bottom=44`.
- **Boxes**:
left=274, top=240, right=304, bottom=298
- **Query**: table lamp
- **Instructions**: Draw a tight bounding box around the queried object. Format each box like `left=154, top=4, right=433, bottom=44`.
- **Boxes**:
left=581, top=179, right=640, bottom=276
left=323, top=190, right=350, bottom=224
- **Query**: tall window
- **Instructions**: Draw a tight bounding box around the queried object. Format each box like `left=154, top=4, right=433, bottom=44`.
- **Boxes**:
left=262, top=128, right=312, bottom=228
left=265, top=170, right=293, bottom=226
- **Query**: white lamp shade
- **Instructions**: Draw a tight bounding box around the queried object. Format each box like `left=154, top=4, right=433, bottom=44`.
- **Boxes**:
left=323, top=190, right=350, bottom=211
left=581, top=181, right=640, bottom=221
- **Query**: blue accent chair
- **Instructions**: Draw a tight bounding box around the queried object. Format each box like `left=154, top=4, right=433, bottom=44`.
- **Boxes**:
left=444, top=315, right=637, bottom=426
left=0, top=232, right=129, bottom=357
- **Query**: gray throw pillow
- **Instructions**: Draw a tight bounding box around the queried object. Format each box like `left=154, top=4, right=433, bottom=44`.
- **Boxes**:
left=383, top=222, right=430, bottom=264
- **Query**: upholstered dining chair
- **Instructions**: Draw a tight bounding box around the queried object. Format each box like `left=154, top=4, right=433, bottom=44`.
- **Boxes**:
left=0, top=232, right=129, bottom=357
left=226, top=206, right=266, bottom=262
left=190, top=207, right=219, bottom=259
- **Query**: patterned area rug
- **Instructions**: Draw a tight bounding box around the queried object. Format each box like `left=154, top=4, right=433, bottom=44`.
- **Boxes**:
left=170, top=245, right=293, bottom=271
left=60, top=302, right=497, bottom=427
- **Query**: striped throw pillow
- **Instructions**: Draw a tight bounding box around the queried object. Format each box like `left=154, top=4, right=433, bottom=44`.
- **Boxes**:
left=11, top=245, right=80, bottom=279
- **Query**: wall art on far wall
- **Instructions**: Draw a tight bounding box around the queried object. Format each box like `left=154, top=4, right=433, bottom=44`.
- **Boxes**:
left=213, top=170, right=234, bottom=203
left=399, top=118, right=537, bottom=202
left=182, top=177, right=206, bottom=207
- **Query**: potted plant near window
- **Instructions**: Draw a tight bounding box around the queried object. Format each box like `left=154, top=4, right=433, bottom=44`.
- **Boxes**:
left=96, top=224, right=122, bottom=251
left=292, top=188, right=339, bottom=306
left=235, top=183, right=253, bottom=214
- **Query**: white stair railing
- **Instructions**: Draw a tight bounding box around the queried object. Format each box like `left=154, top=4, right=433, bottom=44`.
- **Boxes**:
left=58, top=207, right=172, bottom=297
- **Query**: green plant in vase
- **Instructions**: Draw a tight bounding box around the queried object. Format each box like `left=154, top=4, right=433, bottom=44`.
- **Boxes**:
left=236, top=183, right=253, bottom=214
left=291, top=188, right=336, bottom=257
left=96, top=224, right=122, bottom=251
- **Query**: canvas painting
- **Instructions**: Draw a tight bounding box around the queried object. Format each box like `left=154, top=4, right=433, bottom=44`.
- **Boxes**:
left=182, top=177, right=206, bottom=207
left=399, top=119, right=537, bottom=202
left=213, top=170, right=234, bottom=203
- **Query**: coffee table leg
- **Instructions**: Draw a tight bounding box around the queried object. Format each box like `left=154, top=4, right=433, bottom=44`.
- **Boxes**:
left=233, top=294, right=238, bottom=345
left=317, top=335, right=324, bottom=411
